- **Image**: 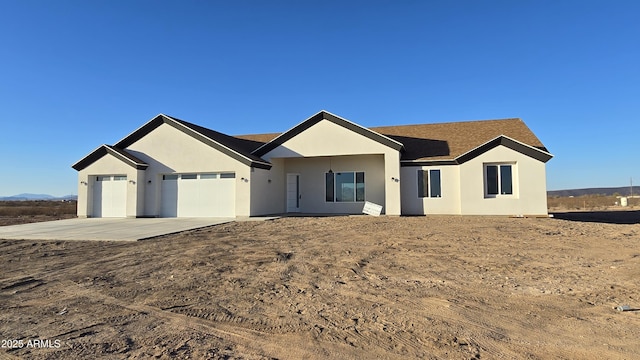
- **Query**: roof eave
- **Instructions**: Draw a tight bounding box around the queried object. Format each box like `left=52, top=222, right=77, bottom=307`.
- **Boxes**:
left=400, top=159, right=459, bottom=166
left=105, top=145, right=149, bottom=170
left=456, top=135, right=553, bottom=164
left=71, top=145, right=149, bottom=171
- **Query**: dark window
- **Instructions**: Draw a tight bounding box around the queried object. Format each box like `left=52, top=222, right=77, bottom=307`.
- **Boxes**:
left=336, top=172, right=355, bottom=202
left=418, top=170, right=428, bottom=198
left=181, top=174, right=197, bottom=180
left=325, top=171, right=365, bottom=202
left=356, top=172, right=365, bottom=201
left=220, top=173, right=235, bottom=179
left=486, top=165, right=499, bottom=195
left=418, top=170, right=441, bottom=198
left=486, top=164, right=513, bottom=196
left=430, top=169, right=441, bottom=197
left=500, top=165, right=513, bottom=195
left=325, top=173, right=334, bottom=202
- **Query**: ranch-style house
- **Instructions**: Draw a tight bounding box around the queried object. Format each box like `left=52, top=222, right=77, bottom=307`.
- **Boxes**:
left=72, top=110, right=553, bottom=217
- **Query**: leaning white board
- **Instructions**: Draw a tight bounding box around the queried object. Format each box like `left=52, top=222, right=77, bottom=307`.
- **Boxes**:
left=362, top=201, right=383, bottom=216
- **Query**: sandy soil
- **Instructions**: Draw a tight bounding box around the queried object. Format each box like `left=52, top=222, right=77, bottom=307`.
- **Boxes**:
left=1, top=214, right=639, bottom=359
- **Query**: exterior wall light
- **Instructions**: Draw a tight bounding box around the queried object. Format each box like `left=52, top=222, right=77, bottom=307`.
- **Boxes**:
left=80, top=181, right=88, bottom=185
left=129, top=180, right=136, bottom=184
left=391, top=177, right=400, bottom=182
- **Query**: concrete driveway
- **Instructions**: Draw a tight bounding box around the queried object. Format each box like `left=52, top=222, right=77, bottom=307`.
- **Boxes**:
left=0, top=217, right=236, bottom=241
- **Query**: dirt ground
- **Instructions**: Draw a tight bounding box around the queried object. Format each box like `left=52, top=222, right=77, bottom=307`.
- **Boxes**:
left=0, top=214, right=76, bottom=227
left=0, top=201, right=76, bottom=227
left=1, top=214, right=639, bottom=359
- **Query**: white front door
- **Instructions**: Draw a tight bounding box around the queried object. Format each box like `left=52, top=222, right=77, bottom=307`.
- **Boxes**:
left=286, top=173, right=300, bottom=213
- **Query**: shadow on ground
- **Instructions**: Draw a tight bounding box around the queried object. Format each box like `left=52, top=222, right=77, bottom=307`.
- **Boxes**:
left=551, top=210, right=640, bottom=225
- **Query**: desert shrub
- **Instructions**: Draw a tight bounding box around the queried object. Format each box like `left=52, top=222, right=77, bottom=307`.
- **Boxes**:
left=547, top=195, right=621, bottom=210
left=0, top=201, right=77, bottom=216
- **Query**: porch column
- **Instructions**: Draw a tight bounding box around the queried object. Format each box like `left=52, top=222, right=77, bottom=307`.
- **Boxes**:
left=384, top=152, right=402, bottom=215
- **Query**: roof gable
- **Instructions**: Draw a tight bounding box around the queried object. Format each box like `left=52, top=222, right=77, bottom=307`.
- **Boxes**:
left=72, top=145, right=148, bottom=171
left=252, top=110, right=404, bottom=157
left=456, top=135, right=553, bottom=164
left=114, top=114, right=271, bottom=169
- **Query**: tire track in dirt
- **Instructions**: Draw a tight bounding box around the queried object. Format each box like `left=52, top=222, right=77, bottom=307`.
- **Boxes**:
left=50, top=280, right=347, bottom=359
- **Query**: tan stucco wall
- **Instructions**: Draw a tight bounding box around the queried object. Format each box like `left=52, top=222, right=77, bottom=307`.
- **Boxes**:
left=459, top=146, right=548, bottom=215
left=123, top=123, right=253, bottom=217
left=278, top=155, right=385, bottom=214
left=262, top=120, right=402, bottom=215
left=264, top=120, right=396, bottom=158
left=248, top=166, right=283, bottom=216
left=400, top=165, right=461, bottom=215
left=77, top=153, right=144, bottom=217
left=383, top=152, right=401, bottom=215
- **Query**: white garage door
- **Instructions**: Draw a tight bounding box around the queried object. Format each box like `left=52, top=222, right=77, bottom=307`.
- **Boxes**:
left=92, top=175, right=127, bottom=217
left=161, top=173, right=235, bottom=217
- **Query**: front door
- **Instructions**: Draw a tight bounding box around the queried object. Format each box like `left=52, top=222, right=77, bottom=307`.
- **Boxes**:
left=286, top=173, right=300, bottom=212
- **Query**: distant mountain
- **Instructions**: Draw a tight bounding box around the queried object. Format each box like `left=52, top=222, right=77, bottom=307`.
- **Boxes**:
left=14, top=193, right=54, bottom=199
left=0, top=194, right=77, bottom=201
left=548, top=186, right=640, bottom=197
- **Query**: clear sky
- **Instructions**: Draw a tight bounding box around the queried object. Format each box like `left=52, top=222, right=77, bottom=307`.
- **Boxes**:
left=1, top=0, right=638, bottom=196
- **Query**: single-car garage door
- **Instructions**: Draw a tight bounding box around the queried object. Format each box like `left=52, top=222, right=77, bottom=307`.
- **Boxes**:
left=161, top=173, right=235, bottom=217
left=93, top=175, right=127, bottom=217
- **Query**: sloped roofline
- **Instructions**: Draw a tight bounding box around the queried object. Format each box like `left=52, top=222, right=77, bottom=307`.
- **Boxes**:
left=252, top=110, right=405, bottom=156
left=113, top=114, right=271, bottom=169
left=400, top=135, right=553, bottom=166
left=72, top=145, right=149, bottom=171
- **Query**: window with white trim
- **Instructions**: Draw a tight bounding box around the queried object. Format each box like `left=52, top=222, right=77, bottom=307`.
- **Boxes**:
left=418, top=169, right=441, bottom=198
left=325, top=171, right=365, bottom=202
left=485, top=163, right=514, bottom=196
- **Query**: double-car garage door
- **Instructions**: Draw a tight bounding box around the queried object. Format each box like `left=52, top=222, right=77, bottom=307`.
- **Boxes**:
left=160, top=172, right=236, bottom=217
left=92, top=172, right=236, bottom=218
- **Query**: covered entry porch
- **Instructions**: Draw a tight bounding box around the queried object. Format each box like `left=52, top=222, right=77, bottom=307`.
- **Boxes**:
left=272, top=154, right=396, bottom=214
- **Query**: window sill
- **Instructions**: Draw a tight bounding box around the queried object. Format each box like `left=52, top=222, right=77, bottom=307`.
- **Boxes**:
left=484, top=194, right=517, bottom=199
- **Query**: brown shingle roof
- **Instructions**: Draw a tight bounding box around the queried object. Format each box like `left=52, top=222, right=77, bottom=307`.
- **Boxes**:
left=234, top=133, right=281, bottom=144
left=371, top=118, right=549, bottom=161
left=234, top=118, right=549, bottom=162
left=74, top=114, right=550, bottom=172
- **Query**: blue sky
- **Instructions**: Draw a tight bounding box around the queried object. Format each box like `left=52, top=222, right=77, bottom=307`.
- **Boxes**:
left=1, top=0, right=638, bottom=196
